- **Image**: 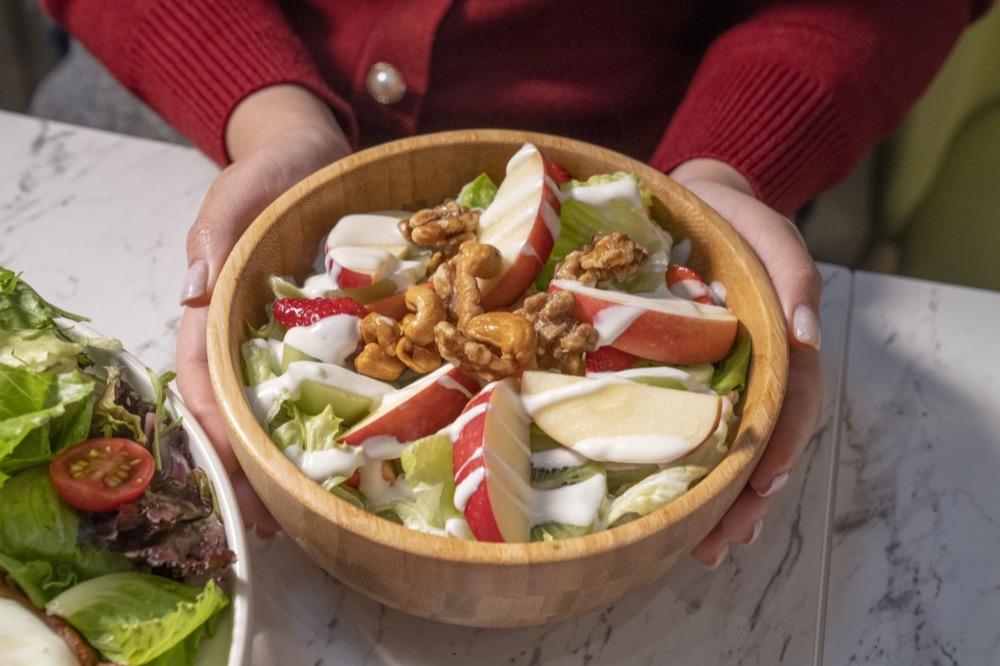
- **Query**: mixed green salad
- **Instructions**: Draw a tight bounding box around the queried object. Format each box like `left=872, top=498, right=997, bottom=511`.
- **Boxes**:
left=0, top=268, right=234, bottom=665
left=240, top=145, right=751, bottom=544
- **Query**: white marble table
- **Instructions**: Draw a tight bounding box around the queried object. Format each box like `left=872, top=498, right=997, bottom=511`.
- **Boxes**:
left=2, top=110, right=997, bottom=665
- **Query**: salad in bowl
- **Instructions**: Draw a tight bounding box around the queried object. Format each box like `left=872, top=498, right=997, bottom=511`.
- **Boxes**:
left=0, top=269, right=250, bottom=665
left=239, top=142, right=751, bottom=544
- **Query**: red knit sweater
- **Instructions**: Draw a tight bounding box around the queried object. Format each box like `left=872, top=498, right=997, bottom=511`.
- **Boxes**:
left=40, top=0, right=992, bottom=214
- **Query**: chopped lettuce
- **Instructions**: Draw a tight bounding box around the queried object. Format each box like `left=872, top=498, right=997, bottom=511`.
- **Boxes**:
left=561, top=171, right=653, bottom=209
left=711, top=337, right=752, bottom=395
left=46, top=571, right=228, bottom=666
left=389, top=433, right=468, bottom=536
left=0, top=327, right=83, bottom=373
left=536, top=197, right=672, bottom=293
left=457, top=173, right=498, bottom=210
left=606, top=465, right=708, bottom=527
left=270, top=402, right=345, bottom=452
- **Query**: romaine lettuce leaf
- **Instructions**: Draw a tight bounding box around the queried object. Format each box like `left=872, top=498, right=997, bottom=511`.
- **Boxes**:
left=0, top=364, right=95, bottom=486
left=0, top=466, right=130, bottom=606
left=45, top=571, right=228, bottom=666
left=0, top=328, right=83, bottom=373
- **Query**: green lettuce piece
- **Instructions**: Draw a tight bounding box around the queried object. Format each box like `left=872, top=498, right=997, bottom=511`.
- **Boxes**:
left=536, top=198, right=671, bottom=293
left=270, top=402, right=345, bottom=453
left=390, top=433, right=467, bottom=536
left=531, top=522, right=593, bottom=542
left=0, top=466, right=130, bottom=606
left=711, top=337, right=752, bottom=395
left=0, top=364, right=95, bottom=486
left=0, top=267, right=86, bottom=331
left=606, top=465, right=708, bottom=527
left=561, top=171, right=653, bottom=209
left=457, top=173, right=498, bottom=210
left=46, top=571, right=229, bottom=666
left=0, top=328, right=83, bottom=373
left=241, top=338, right=279, bottom=386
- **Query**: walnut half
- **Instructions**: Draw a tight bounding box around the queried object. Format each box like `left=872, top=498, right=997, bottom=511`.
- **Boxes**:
left=554, top=231, right=648, bottom=287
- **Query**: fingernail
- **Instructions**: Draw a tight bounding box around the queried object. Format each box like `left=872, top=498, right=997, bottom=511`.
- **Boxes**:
left=758, top=471, right=789, bottom=497
left=180, top=261, right=208, bottom=305
left=793, top=304, right=821, bottom=350
left=741, top=518, right=764, bottom=546
left=705, top=543, right=730, bottom=570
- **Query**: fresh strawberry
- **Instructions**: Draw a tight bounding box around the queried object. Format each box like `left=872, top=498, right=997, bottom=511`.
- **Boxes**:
left=665, top=264, right=714, bottom=305
left=585, top=346, right=637, bottom=374
left=550, top=161, right=573, bottom=186
left=273, top=297, right=369, bottom=327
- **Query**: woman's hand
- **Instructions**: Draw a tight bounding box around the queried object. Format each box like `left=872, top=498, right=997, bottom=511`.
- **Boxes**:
left=669, top=158, right=824, bottom=569
left=176, top=85, right=352, bottom=536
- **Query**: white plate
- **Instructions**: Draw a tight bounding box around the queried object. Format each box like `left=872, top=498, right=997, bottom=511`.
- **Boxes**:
left=64, top=320, right=252, bottom=666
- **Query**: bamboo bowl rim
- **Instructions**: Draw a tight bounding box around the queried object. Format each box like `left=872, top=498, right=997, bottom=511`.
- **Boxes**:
left=207, top=129, right=788, bottom=570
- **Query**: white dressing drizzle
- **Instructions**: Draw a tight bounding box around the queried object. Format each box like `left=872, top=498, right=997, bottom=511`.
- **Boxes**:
left=283, top=314, right=361, bottom=366
left=531, top=472, right=606, bottom=528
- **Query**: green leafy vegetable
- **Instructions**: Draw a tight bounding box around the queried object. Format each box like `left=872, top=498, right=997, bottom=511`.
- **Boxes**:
left=457, top=173, right=498, bottom=210
left=606, top=465, right=708, bottom=527
left=711, top=338, right=752, bottom=394
left=0, top=466, right=130, bottom=606
left=389, top=433, right=467, bottom=536
left=0, top=268, right=86, bottom=331
left=0, top=364, right=95, bottom=487
left=46, top=571, right=229, bottom=666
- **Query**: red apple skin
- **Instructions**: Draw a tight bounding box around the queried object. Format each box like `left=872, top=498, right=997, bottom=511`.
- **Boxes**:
left=551, top=282, right=738, bottom=365
left=338, top=365, right=481, bottom=447
left=478, top=149, right=562, bottom=312
left=452, top=386, right=505, bottom=543
left=331, top=264, right=375, bottom=290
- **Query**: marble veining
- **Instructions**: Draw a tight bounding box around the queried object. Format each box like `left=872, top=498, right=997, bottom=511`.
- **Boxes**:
left=825, top=273, right=1000, bottom=666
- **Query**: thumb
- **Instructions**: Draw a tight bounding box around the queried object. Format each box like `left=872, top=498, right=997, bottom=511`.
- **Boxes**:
left=180, top=163, right=276, bottom=307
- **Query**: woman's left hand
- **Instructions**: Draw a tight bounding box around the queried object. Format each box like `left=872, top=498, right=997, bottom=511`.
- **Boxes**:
left=670, top=158, right=825, bottom=569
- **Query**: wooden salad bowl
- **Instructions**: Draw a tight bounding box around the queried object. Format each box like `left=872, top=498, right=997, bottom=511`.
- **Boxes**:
left=206, top=129, right=788, bottom=627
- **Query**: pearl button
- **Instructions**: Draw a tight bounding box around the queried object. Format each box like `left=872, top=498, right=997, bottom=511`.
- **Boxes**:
left=366, top=62, right=406, bottom=105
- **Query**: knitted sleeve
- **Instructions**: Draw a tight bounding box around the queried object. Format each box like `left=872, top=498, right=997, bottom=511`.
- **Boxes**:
left=651, top=0, right=994, bottom=214
left=40, top=0, right=357, bottom=165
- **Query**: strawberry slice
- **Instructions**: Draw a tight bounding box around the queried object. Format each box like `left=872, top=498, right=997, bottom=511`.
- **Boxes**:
left=550, top=161, right=573, bottom=186
left=665, top=264, right=714, bottom=305
left=585, top=345, right=637, bottom=374
left=273, top=297, right=369, bottom=327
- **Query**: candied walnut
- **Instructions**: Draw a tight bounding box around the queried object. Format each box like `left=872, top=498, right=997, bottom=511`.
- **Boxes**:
left=432, top=241, right=502, bottom=328
left=434, top=311, right=538, bottom=383
left=396, top=337, right=442, bottom=374
left=398, top=201, right=479, bottom=258
left=355, top=313, right=405, bottom=380
left=554, top=231, right=648, bottom=287
left=400, top=286, right=446, bottom=347
left=517, top=291, right=598, bottom=374
left=434, top=322, right=518, bottom=383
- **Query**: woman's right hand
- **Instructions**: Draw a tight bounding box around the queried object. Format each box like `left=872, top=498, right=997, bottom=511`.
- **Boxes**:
left=176, top=84, right=353, bottom=535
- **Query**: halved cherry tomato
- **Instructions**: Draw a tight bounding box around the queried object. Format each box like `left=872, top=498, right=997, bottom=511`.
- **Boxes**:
left=49, top=437, right=155, bottom=512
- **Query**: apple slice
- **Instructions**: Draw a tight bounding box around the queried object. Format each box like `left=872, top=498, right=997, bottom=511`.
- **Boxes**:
left=520, top=370, right=722, bottom=465
left=476, top=143, right=562, bottom=310
left=324, top=212, right=428, bottom=291
left=338, top=363, right=481, bottom=447
left=550, top=279, right=737, bottom=365
left=452, top=378, right=532, bottom=543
